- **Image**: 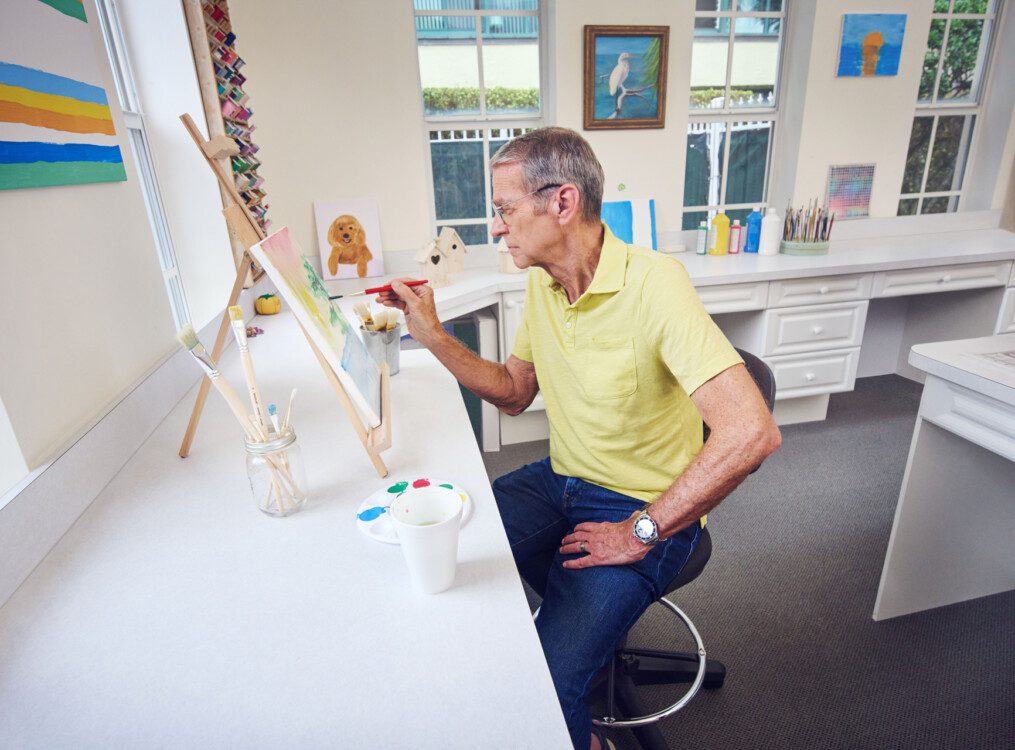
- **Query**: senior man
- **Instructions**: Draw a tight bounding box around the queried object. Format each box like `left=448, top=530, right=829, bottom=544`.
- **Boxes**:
left=378, top=127, right=781, bottom=750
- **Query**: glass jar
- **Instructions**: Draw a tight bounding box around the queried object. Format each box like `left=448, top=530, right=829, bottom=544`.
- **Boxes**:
left=244, top=426, right=309, bottom=517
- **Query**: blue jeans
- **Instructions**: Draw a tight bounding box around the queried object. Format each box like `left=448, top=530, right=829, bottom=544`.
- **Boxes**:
left=493, top=458, right=701, bottom=750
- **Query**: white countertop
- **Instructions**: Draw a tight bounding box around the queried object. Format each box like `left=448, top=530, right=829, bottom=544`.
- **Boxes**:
left=323, top=228, right=1015, bottom=303
left=910, top=332, right=1015, bottom=406
left=0, top=313, right=571, bottom=749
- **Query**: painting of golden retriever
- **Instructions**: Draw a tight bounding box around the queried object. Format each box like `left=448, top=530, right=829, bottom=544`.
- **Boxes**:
left=314, top=199, right=385, bottom=280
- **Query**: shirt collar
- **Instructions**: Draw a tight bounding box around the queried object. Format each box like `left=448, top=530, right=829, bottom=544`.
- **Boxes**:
left=540, top=223, right=628, bottom=295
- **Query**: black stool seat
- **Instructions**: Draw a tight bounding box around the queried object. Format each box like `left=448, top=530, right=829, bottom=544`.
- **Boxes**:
left=664, top=526, right=711, bottom=595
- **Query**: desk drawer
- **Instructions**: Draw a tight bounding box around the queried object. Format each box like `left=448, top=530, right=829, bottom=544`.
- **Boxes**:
left=696, top=282, right=768, bottom=314
left=768, top=348, right=859, bottom=400
left=996, top=287, right=1015, bottom=334
left=871, top=261, right=1012, bottom=298
left=767, top=273, right=872, bottom=308
left=762, top=301, right=868, bottom=356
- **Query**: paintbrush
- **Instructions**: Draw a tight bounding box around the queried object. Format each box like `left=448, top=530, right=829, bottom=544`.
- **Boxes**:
left=177, top=326, right=304, bottom=503
left=282, top=388, right=297, bottom=431
left=228, top=306, right=270, bottom=432
left=178, top=325, right=262, bottom=441
left=353, top=302, right=373, bottom=329
left=349, top=279, right=427, bottom=296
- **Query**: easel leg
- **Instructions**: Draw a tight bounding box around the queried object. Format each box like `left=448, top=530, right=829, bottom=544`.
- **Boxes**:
left=179, top=251, right=251, bottom=458
left=302, top=328, right=390, bottom=478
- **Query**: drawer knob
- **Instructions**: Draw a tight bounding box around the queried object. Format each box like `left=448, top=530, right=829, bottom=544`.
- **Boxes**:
left=939, top=274, right=952, bottom=283
left=804, top=372, right=816, bottom=382
left=811, top=325, right=824, bottom=335
left=819, top=285, right=830, bottom=294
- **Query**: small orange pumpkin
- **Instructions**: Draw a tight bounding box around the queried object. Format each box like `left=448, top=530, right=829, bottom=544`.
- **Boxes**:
left=254, top=293, right=281, bottom=315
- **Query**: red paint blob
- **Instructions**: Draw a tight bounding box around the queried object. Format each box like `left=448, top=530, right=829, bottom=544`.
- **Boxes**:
left=412, top=479, right=430, bottom=488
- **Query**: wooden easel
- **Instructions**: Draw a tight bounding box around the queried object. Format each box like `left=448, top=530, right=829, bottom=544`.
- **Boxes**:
left=177, top=113, right=391, bottom=476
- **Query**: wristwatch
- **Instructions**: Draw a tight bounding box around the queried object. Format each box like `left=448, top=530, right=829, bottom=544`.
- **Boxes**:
left=632, top=510, right=659, bottom=545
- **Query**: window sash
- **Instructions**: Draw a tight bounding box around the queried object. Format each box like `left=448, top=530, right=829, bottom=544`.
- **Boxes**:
left=690, top=2, right=787, bottom=114
left=415, top=3, right=542, bottom=122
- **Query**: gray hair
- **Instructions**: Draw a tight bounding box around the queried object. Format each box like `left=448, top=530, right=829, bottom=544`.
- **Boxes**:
left=489, top=127, right=604, bottom=224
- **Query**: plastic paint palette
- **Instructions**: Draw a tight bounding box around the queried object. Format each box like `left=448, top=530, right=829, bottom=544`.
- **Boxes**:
left=355, top=478, right=473, bottom=544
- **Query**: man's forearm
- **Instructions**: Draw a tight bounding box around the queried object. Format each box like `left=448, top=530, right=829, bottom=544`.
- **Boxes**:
left=650, top=424, right=779, bottom=539
left=424, top=331, right=529, bottom=414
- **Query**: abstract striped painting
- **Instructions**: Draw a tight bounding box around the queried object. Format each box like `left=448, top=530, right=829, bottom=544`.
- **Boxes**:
left=0, top=0, right=127, bottom=190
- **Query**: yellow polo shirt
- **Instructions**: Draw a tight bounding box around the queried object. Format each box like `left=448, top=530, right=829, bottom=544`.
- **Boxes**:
left=511, top=225, right=742, bottom=503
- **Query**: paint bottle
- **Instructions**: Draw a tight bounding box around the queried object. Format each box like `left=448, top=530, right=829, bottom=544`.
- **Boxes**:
left=759, top=208, right=782, bottom=256
left=709, top=211, right=730, bottom=256
left=745, top=207, right=763, bottom=253
left=696, top=221, right=708, bottom=255
left=729, top=220, right=743, bottom=254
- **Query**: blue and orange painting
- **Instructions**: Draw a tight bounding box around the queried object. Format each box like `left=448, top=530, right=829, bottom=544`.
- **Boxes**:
left=593, top=35, right=662, bottom=121
left=1, top=0, right=126, bottom=190
left=836, top=14, right=906, bottom=78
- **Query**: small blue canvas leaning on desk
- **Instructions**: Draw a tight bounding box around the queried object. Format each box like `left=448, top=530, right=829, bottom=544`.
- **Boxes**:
left=602, top=198, right=657, bottom=250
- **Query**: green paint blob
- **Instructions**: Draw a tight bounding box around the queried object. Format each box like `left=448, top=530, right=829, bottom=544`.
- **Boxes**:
left=439, top=484, right=454, bottom=489
left=387, top=481, right=408, bottom=493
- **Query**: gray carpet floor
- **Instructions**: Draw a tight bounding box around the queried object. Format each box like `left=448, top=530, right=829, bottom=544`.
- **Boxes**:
left=482, top=375, right=1015, bottom=750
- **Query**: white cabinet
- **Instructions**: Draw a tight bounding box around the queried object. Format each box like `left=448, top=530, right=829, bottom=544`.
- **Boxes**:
left=762, top=301, right=869, bottom=356
left=499, top=290, right=526, bottom=364
left=871, top=261, right=1012, bottom=298
left=768, top=348, right=860, bottom=400
left=996, top=288, right=1015, bottom=334
left=767, top=273, right=872, bottom=308
left=695, top=281, right=768, bottom=314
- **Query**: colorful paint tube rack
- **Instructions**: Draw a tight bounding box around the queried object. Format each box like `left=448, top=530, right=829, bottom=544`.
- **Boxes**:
left=183, top=0, right=271, bottom=245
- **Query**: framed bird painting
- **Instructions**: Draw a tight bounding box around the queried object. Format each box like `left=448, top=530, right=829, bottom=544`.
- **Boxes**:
left=583, top=25, right=669, bottom=130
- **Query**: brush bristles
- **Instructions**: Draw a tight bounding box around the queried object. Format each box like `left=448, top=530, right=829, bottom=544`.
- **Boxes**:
left=176, top=324, right=200, bottom=351
left=228, top=306, right=244, bottom=322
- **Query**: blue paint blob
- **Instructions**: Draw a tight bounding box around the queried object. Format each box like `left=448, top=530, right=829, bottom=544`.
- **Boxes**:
left=357, top=505, right=388, bottom=522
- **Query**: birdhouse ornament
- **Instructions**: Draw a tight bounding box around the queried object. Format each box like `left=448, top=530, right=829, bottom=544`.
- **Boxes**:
left=415, top=227, right=467, bottom=288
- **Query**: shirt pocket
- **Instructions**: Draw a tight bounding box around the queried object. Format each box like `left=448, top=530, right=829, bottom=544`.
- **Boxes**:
left=580, top=337, right=638, bottom=399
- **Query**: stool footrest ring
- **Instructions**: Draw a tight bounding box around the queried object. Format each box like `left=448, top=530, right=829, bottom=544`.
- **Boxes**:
left=593, top=596, right=706, bottom=729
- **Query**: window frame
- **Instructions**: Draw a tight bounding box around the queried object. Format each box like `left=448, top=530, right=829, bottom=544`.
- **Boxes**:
left=413, top=1, right=550, bottom=245
left=899, top=0, right=1002, bottom=215
left=94, top=0, right=190, bottom=329
left=683, top=0, right=787, bottom=228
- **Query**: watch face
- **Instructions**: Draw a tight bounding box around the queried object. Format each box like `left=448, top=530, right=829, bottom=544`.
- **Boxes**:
left=635, top=516, right=656, bottom=541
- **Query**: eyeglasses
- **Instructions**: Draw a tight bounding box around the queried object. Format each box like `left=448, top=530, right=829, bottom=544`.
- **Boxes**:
left=492, top=184, right=562, bottom=224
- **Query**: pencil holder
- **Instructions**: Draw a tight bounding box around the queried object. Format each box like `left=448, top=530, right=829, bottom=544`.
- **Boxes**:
left=780, top=240, right=830, bottom=256
left=362, top=324, right=401, bottom=376
left=244, top=426, right=309, bottom=517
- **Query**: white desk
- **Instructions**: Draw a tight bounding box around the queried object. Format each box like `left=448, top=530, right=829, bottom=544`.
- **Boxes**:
left=0, top=313, right=572, bottom=749
left=873, top=333, right=1015, bottom=621
left=331, top=227, right=1015, bottom=441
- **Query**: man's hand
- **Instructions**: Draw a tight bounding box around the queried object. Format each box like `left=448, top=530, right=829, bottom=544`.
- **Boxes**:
left=376, top=279, right=445, bottom=349
left=558, top=512, right=652, bottom=569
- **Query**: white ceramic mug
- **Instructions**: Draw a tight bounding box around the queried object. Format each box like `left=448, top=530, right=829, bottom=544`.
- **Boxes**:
left=389, top=485, right=463, bottom=594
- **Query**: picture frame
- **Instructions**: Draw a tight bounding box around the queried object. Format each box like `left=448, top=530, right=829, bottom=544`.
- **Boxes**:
left=583, top=25, right=668, bottom=130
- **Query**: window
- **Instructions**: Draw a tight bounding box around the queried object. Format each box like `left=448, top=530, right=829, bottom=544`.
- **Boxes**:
left=94, top=0, right=190, bottom=328
left=414, top=1, right=546, bottom=244
left=898, top=0, right=1000, bottom=215
left=683, top=1, right=785, bottom=229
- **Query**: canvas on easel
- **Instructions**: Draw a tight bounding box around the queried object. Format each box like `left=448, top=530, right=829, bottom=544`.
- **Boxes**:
left=249, top=227, right=382, bottom=427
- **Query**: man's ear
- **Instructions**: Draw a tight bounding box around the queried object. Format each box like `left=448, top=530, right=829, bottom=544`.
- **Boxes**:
left=555, top=184, right=581, bottom=225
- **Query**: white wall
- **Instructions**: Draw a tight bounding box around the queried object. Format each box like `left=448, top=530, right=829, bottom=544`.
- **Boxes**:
left=553, top=1, right=694, bottom=237
left=792, top=0, right=933, bottom=217
left=0, top=0, right=177, bottom=471
left=118, top=0, right=237, bottom=330
left=228, top=0, right=433, bottom=259
left=227, top=1, right=1012, bottom=247
left=0, top=400, right=28, bottom=498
